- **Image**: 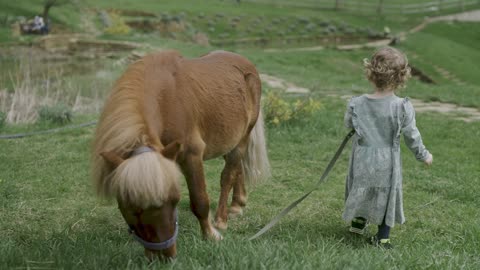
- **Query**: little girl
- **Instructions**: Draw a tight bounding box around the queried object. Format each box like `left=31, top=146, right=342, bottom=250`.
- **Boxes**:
left=343, top=47, right=433, bottom=249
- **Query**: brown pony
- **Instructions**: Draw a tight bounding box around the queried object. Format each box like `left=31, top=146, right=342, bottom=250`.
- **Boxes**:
left=92, top=50, right=270, bottom=259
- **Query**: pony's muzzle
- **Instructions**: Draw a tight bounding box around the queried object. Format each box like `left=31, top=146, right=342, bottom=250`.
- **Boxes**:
left=145, top=244, right=177, bottom=262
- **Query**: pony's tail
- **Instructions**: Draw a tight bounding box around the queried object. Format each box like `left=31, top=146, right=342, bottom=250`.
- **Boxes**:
left=104, top=152, right=181, bottom=208
left=242, top=110, right=271, bottom=186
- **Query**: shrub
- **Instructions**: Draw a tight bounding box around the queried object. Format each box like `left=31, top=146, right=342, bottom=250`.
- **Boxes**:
left=367, top=29, right=383, bottom=39
left=160, top=14, right=172, bottom=23
left=104, top=12, right=131, bottom=35
left=297, top=17, right=310, bottom=24
left=219, top=33, right=230, bottom=38
left=272, top=18, right=281, bottom=24
left=172, top=15, right=182, bottom=23
left=338, top=22, right=349, bottom=32
left=319, top=20, right=330, bottom=27
left=344, top=27, right=357, bottom=35
left=38, top=104, right=73, bottom=125
left=305, top=23, right=316, bottom=31
left=326, top=25, right=337, bottom=33
left=263, top=91, right=322, bottom=126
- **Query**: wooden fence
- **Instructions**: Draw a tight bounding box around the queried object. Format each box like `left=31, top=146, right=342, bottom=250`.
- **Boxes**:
left=244, top=0, right=480, bottom=14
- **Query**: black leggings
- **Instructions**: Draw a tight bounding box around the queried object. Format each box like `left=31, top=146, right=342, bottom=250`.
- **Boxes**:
left=377, top=219, right=391, bottom=239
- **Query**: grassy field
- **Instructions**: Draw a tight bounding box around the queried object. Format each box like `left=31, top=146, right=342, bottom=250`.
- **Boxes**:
left=1, top=0, right=480, bottom=269
left=1, top=99, right=479, bottom=269
left=3, top=0, right=472, bottom=42
left=400, top=22, right=480, bottom=84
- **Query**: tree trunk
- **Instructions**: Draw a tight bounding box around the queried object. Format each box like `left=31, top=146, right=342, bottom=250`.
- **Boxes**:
left=42, top=0, right=57, bottom=21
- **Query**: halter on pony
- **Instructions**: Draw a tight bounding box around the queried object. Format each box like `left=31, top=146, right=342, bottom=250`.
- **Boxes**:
left=127, top=209, right=179, bottom=251
left=126, top=146, right=179, bottom=251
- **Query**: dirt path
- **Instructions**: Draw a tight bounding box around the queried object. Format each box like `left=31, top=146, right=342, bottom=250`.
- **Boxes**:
left=410, top=100, right=480, bottom=122
left=260, top=74, right=310, bottom=94
left=407, top=9, right=480, bottom=34
left=428, top=9, right=480, bottom=23
left=261, top=73, right=480, bottom=123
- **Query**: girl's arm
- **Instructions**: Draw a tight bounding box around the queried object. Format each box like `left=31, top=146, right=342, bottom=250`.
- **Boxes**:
left=401, top=99, right=431, bottom=162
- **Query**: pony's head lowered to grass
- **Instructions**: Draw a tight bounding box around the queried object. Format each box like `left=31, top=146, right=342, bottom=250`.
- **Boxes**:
left=99, top=143, right=182, bottom=260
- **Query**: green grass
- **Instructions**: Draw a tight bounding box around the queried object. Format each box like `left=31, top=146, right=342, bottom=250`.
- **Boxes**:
left=2, top=0, right=471, bottom=44
left=242, top=46, right=480, bottom=108
left=0, top=1, right=83, bottom=34
left=1, top=98, right=479, bottom=269
left=400, top=22, right=480, bottom=86
left=245, top=49, right=368, bottom=93
left=82, top=0, right=431, bottom=35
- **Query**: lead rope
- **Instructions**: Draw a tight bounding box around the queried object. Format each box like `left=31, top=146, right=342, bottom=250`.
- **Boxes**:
left=249, top=130, right=355, bottom=240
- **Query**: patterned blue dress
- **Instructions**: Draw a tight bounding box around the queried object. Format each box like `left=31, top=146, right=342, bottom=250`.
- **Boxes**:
left=343, top=94, right=430, bottom=227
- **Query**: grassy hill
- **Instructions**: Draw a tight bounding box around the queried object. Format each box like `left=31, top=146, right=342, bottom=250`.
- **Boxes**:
left=3, top=0, right=469, bottom=42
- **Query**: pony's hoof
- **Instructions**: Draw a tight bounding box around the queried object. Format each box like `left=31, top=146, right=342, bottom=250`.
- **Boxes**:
left=214, top=219, right=228, bottom=231
left=228, top=206, right=243, bottom=218
left=207, top=227, right=223, bottom=241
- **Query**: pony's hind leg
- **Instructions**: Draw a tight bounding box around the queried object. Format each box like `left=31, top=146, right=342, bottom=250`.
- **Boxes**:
left=180, top=152, right=222, bottom=241
left=229, top=177, right=247, bottom=218
left=214, top=148, right=244, bottom=230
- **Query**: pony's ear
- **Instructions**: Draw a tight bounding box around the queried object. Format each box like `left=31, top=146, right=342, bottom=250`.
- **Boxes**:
left=161, top=141, right=182, bottom=161
left=100, top=151, right=125, bottom=168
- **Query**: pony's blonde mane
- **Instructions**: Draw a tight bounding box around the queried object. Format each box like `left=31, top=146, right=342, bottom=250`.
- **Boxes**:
left=109, top=152, right=180, bottom=208
left=92, top=56, right=180, bottom=208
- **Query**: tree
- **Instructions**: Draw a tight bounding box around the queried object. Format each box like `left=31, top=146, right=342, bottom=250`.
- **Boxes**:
left=43, top=0, right=57, bottom=21
left=41, top=0, right=70, bottom=22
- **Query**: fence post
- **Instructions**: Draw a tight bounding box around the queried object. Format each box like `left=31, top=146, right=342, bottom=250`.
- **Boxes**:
left=377, top=0, right=385, bottom=15
left=335, top=0, right=341, bottom=11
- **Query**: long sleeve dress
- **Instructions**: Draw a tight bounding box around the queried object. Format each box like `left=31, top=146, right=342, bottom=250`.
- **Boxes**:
left=342, top=94, right=430, bottom=227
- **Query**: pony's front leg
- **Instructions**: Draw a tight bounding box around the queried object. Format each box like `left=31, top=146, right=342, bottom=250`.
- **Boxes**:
left=214, top=150, right=243, bottom=230
left=181, top=154, right=222, bottom=241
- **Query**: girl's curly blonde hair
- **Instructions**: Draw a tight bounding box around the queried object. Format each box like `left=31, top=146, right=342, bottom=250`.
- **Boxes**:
left=364, top=47, right=411, bottom=91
